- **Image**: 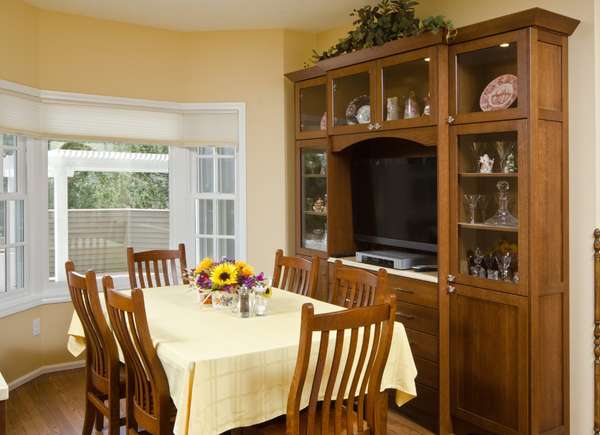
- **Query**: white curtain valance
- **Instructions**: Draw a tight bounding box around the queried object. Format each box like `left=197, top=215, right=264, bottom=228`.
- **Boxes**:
left=0, top=81, right=241, bottom=146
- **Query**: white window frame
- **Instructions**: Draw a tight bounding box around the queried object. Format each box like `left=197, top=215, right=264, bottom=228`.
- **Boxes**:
left=169, top=105, right=246, bottom=266
left=0, top=79, right=246, bottom=318
left=193, top=146, right=237, bottom=260
left=0, top=134, right=36, bottom=316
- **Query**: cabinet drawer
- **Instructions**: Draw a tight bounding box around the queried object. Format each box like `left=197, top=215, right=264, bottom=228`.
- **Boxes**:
left=406, top=328, right=438, bottom=362
left=414, top=356, right=439, bottom=389
left=389, top=275, right=438, bottom=308
left=396, top=301, right=438, bottom=336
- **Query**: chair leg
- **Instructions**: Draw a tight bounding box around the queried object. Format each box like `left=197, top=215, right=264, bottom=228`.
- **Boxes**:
left=82, top=400, right=95, bottom=435
left=108, top=395, right=121, bottom=435
left=95, top=409, right=104, bottom=431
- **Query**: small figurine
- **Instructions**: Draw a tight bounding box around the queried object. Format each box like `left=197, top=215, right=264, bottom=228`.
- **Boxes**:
left=503, top=153, right=517, bottom=173
left=479, top=154, right=495, bottom=173
left=312, top=197, right=326, bottom=213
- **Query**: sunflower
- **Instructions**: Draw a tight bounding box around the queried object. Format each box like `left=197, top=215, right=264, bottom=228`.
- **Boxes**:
left=210, top=263, right=238, bottom=287
left=195, top=257, right=213, bottom=275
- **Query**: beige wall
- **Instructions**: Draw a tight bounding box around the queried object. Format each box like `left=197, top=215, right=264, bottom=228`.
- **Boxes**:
left=0, top=302, right=78, bottom=382
left=0, top=0, right=316, bottom=384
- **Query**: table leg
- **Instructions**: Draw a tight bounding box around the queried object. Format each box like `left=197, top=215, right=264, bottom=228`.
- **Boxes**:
left=0, top=400, right=6, bottom=435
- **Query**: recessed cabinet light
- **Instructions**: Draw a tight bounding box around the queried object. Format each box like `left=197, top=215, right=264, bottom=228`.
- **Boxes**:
left=499, top=42, right=510, bottom=48
left=424, top=57, right=430, bottom=62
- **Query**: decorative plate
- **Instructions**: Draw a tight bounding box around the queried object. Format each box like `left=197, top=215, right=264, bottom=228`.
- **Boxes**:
left=320, top=112, right=327, bottom=130
left=479, top=74, right=518, bottom=112
left=345, top=95, right=370, bottom=125
left=356, top=105, right=371, bottom=124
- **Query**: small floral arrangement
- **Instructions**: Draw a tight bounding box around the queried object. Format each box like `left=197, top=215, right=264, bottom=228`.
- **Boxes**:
left=190, top=257, right=269, bottom=294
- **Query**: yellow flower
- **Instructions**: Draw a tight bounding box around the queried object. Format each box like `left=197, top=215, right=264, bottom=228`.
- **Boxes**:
left=210, top=263, right=238, bottom=287
left=240, top=265, right=254, bottom=277
left=235, top=260, right=248, bottom=270
left=195, top=257, right=213, bottom=274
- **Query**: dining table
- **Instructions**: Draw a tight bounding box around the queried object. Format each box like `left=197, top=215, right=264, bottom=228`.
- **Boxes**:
left=67, top=285, right=417, bottom=435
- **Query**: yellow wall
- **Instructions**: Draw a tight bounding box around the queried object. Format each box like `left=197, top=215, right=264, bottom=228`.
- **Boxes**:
left=0, top=0, right=39, bottom=87
left=0, top=4, right=596, bottom=431
left=0, top=1, right=317, bottom=384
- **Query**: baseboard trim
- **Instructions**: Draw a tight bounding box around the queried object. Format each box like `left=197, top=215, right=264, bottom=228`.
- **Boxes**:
left=8, top=360, right=85, bottom=391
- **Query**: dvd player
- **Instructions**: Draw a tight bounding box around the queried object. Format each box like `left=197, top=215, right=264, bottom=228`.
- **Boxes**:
left=356, top=250, right=435, bottom=270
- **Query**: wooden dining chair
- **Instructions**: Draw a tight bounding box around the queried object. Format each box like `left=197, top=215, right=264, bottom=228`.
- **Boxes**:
left=249, top=294, right=397, bottom=435
left=127, top=243, right=188, bottom=289
left=103, top=276, right=176, bottom=435
left=65, top=261, right=125, bottom=435
left=331, top=260, right=388, bottom=308
left=272, top=249, right=319, bottom=298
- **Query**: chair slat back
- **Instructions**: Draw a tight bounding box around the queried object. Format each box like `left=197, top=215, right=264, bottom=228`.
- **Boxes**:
left=127, top=243, right=188, bottom=289
left=65, top=261, right=118, bottom=382
left=104, top=278, right=172, bottom=433
left=272, top=249, right=319, bottom=298
left=287, top=296, right=397, bottom=435
left=331, top=260, right=388, bottom=308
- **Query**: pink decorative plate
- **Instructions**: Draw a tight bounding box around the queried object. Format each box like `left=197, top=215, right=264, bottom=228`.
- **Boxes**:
left=479, top=74, right=518, bottom=112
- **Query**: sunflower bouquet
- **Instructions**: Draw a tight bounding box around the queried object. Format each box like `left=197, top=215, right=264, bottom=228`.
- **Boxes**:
left=190, top=257, right=268, bottom=295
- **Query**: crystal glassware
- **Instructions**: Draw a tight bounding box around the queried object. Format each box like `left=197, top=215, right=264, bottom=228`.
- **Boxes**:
left=479, top=195, right=490, bottom=222
left=495, top=140, right=516, bottom=173
left=485, top=181, right=518, bottom=227
left=253, top=288, right=269, bottom=316
left=471, top=248, right=485, bottom=278
left=496, top=251, right=513, bottom=282
left=469, top=141, right=485, bottom=172
left=463, top=194, right=482, bottom=224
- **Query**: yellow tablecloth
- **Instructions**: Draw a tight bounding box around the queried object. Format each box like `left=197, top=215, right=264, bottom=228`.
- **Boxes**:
left=67, top=286, right=417, bottom=435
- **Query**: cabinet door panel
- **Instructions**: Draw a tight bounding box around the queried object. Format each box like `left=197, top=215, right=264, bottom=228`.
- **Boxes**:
left=450, top=284, right=528, bottom=434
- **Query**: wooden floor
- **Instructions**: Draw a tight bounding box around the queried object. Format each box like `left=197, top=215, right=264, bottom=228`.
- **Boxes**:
left=5, top=368, right=432, bottom=435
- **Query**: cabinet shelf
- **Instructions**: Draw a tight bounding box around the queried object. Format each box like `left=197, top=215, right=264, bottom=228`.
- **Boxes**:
left=304, top=174, right=327, bottom=178
left=459, top=172, right=518, bottom=178
left=304, top=211, right=327, bottom=217
left=458, top=222, right=518, bottom=232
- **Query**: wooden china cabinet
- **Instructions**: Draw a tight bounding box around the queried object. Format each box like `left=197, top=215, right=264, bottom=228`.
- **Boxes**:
left=286, top=8, right=579, bottom=435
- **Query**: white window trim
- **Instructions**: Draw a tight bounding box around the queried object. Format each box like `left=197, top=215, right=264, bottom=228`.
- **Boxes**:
left=0, top=81, right=246, bottom=318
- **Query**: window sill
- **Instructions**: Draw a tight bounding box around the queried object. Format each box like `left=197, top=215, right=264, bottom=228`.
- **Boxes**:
left=0, top=274, right=133, bottom=319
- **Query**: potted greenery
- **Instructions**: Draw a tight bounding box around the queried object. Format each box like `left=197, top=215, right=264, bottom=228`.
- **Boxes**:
left=312, top=0, right=453, bottom=62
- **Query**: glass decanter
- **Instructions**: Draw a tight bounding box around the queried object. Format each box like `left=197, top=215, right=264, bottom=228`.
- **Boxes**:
left=485, top=181, right=518, bottom=227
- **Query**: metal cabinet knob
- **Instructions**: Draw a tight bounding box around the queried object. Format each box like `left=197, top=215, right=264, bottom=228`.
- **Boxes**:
left=447, top=115, right=455, bottom=124
left=447, top=274, right=456, bottom=283
left=448, top=285, right=456, bottom=294
left=374, top=122, right=381, bottom=129
left=368, top=123, right=374, bottom=130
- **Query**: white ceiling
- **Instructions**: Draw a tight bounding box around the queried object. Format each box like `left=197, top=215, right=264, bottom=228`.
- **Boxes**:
left=25, top=0, right=377, bottom=32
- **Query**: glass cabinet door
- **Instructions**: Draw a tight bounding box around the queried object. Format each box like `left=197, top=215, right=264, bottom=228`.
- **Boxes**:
left=450, top=121, right=527, bottom=295
left=299, top=148, right=327, bottom=253
left=328, top=63, right=376, bottom=135
left=450, top=30, right=529, bottom=124
left=296, top=77, right=327, bottom=139
left=377, top=47, right=436, bottom=130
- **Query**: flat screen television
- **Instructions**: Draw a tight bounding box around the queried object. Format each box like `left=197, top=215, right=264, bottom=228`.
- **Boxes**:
left=351, top=147, right=437, bottom=253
